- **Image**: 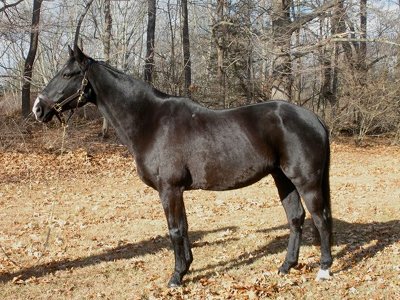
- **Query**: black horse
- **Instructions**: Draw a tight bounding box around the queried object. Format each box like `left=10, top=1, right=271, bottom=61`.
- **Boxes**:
left=33, top=46, right=332, bottom=287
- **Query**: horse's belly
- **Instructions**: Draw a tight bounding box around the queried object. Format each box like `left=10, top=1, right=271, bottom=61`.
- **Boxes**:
left=190, top=160, right=270, bottom=191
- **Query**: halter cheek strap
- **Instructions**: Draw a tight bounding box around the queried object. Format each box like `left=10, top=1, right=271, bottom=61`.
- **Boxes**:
left=51, top=74, right=89, bottom=125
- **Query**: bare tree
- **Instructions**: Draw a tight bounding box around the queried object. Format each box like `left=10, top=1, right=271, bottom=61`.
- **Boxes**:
left=213, top=0, right=227, bottom=107
left=21, top=0, right=43, bottom=118
left=74, top=0, right=95, bottom=46
left=359, top=0, right=367, bottom=71
left=144, top=0, right=156, bottom=83
left=270, top=0, right=337, bottom=101
left=103, top=0, right=112, bottom=63
left=102, top=0, right=112, bottom=138
left=0, top=0, right=24, bottom=13
left=320, top=0, right=346, bottom=111
left=1, top=0, right=399, bottom=142
left=165, top=0, right=178, bottom=93
left=270, top=0, right=292, bottom=101
left=181, top=0, right=191, bottom=96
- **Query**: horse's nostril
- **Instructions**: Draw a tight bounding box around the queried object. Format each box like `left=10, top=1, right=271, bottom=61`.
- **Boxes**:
left=32, top=97, right=44, bottom=120
left=36, top=105, right=43, bottom=117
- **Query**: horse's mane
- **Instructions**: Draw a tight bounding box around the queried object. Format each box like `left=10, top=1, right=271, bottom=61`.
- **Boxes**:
left=96, top=60, right=178, bottom=100
left=152, top=87, right=172, bottom=99
left=97, top=61, right=126, bottom=75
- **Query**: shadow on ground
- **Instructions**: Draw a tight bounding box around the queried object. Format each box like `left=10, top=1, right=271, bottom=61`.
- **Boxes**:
left=0, top=226, right=237, bottom=283
left=188, top=218, right=400, bottom=283
left=1, top=218, right=398, bottom=284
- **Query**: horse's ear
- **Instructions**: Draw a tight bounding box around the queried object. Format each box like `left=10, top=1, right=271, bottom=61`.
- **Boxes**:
left=73, top=45, right=92, bottom=70
left=68, top=45, right=74, bottom=57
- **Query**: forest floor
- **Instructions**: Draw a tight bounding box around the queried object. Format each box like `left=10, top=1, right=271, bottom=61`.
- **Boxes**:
left=0, top=119, right=399, bottom=299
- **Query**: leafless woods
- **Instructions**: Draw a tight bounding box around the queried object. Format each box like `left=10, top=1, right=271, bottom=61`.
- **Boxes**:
left=1, top=0, right=399, bottom=142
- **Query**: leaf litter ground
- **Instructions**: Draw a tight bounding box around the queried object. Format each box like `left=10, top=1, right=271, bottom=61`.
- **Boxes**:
left=0, top=122, right=399, bottom=299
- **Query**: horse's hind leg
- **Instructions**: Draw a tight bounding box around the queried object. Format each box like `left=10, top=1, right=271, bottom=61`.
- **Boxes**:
left=159, top=186, right=193, bottom=287
left=272, top=170, right=305, bottom=274
left=296, top=184, right=332, bottom=280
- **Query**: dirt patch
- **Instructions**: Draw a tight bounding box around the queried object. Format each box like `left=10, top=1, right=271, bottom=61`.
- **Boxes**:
left=0, top=123, right=399, bottom=299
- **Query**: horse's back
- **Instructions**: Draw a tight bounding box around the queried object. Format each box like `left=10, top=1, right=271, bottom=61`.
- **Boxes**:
left=212, top=100, right=329, bottom=188
left=218, top=100, right=328, bottom=159
left=141, top=99, right=328, bottom=191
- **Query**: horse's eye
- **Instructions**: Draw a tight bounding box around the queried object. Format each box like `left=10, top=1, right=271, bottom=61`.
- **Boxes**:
left=62, top=73, right=71, bottom=79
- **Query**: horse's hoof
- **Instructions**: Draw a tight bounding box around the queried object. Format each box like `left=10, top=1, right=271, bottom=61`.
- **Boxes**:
left=168, top=273, right=182, bottom=288
left=315, top=268, right=332, bottom=281
left=278, top=266, right=289, bottom=275
left=278, top=261, right=295, bottom=275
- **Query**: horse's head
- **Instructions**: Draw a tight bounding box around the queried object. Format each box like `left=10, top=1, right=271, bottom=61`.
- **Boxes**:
left=33, top=46, right=95, bottom=122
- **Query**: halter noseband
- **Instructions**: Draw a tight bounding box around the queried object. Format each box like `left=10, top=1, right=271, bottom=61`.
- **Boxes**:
left=51, top=73, right=89, bottom=125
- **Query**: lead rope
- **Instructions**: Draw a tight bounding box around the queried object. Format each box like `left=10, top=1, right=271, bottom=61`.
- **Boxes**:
left=33, top=118, right=69, bottom=271
left=0, top=116, right=35, bottom=270
left=1, top=109, right=71, bottom=281
left=26, top=123, right=68, bottom=270
left=60, top=122, right=68, bottom=156
left=37, top=76, right=87, bottom=266
left=2, top=80, right=79, bottom=277
left=0, top=120, right=68, bottom=276
left=35, top=76, right=80, bottom=267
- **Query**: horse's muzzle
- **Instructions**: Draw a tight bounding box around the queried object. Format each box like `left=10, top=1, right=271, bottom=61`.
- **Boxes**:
left=32, top=94, right=54, bottom=122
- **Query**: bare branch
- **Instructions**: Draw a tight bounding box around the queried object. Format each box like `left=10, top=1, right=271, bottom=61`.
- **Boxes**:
left=0, top=0, right=24, bottom=13
left=287, top=0, right=337, bottom=34
left=74, top=0, right=95, bottom=46
left=331, top=37, right=400, bottom=47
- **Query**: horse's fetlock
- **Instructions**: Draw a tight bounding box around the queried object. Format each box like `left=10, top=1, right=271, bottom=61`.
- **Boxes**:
left=279, top=260, right=297, bottom=274
left=169, top=228, right=183, bottom=241
left=321, top=258, right=333, bottom=269
left=168, top=272, right=183, bottom=288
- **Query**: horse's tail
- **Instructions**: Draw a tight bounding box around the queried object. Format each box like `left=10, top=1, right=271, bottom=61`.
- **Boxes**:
left=322, top=129, right=333, bottom=245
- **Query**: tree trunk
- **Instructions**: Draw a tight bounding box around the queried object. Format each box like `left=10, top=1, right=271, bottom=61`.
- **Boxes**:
left=74, top=0, right=95, bottom=46
left=292, top=0, right=302, bottom=105
left=333, top=0, right=353, bottom=65
left=359, top=0, right=367, bottom=68
left=144, top=0, right=156, bottom=84
left=166, top=0, right=177, bottom=94
left=357, top=0, right=367, bottom=86
left=244, top=0, right=253, bottom=104
left=103, top=0, right=112, bottom=63
left=320, top=15, right=337, bottom=109
left=181, top=0, right=192, bottom=97
left=270, top=0, right=292, bottom=101
left=21, top=0, right=43, bottom=118
left=214, top=0, right=226, bottom=107
left=102, top=0, right=112, bottom=138
left=269, top=1, right=337, bottom=102
left=320, top=0, right=350, bottom=112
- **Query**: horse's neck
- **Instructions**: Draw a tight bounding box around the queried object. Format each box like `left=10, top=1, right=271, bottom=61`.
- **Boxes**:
left=88, top=64, right=156, bottom=154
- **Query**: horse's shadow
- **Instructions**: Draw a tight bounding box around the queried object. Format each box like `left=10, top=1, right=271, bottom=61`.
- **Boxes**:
left=188, top=218, right=400, bottom=282
left=0, top=227, right=238, bottom=283
left=0, top=218, right=398, bottom=284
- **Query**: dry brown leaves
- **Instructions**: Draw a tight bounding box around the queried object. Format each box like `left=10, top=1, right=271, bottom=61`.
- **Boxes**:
left=1, top=124, right=400, bottom=299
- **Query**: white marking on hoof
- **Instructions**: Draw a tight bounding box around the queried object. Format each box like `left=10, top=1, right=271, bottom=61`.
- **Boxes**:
left=316, top=268, right=331, bottom=281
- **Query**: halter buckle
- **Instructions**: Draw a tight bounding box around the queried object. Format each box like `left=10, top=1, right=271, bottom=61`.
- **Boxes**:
left=77, top=76, right=88, bottom=104
left=53, top=103, right=63, bottom=113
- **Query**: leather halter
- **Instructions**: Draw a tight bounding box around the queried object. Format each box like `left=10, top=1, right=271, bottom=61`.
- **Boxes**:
left=51, top=73, right=89, bottom=125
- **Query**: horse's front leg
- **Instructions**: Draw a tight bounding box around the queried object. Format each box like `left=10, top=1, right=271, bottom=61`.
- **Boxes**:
left=159, top=185, right=193, bottom=287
